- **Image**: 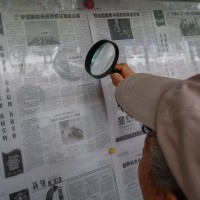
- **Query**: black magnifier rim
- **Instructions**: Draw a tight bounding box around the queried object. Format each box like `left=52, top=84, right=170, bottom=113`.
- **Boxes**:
left=85, top=39, right=119, bottom=79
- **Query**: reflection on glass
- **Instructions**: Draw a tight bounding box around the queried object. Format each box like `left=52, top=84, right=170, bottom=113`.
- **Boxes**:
left=90, top=42, right=115, bottom=76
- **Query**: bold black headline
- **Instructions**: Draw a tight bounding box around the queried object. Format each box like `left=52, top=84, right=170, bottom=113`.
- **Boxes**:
left=94, top=12, right=139, bottom=18
left=21, top=13, right=80, bottom=20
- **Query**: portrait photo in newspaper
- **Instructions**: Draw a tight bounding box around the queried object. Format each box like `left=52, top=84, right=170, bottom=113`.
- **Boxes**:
left=153, top=10, right=166, bottom=27
left=107, top=18, right=133, bottom=40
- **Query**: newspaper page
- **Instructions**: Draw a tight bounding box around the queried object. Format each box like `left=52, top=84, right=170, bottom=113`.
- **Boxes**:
left=88, top=8, right=200, bottom=200
left=0, top=10, right=113, bottom=198
left=87, top=10, right=150, bottom=200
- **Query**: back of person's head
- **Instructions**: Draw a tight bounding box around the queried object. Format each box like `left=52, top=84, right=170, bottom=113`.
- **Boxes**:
left=150, top=133, right=187, bottom=200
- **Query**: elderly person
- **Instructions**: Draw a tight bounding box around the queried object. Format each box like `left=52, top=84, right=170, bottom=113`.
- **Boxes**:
left=111, top=64, right=200, bottom=200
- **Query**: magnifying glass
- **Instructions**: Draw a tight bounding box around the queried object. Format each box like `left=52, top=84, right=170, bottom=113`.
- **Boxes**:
left=85, top=40, right=119, bottom=79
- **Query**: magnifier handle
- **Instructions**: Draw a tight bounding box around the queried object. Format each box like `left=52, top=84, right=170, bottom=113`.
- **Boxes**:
left=112, top=68, right=121, bottom=74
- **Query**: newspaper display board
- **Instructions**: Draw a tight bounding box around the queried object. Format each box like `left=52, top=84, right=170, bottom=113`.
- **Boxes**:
left=0, top=0, right=200, bottom=199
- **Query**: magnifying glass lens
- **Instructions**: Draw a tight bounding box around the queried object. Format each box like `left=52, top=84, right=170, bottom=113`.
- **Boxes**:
left=85, top=40, right=119, bottom=79
left=90, top=43, right=115, bottom=76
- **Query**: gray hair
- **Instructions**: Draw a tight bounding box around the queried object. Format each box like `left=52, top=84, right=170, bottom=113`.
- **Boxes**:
left=149, top=133, right=187, bottom=200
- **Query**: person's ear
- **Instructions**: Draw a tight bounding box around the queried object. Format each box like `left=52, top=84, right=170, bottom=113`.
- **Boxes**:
left=155, top=189, right=178, bottom=200
left=165, top=192, right=178, bottom=200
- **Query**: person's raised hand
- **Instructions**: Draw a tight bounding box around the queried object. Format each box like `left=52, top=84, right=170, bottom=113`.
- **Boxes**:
left=111, top=63, right=134, bottom=87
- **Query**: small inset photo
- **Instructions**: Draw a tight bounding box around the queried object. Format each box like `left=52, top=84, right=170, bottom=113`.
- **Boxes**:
left=2, top=149, right=24, bottom=178
left=153, top=10, right=166, bottom=27
left=25, top=20, right=60, bottom=46
left=107, top=18, right=133, bottom=40
left=53, top=50, right=83, bottom=81
left=0, top=13, right=4, bottom=36
left=9, top=188, right=30, bottom=200
left=59, top=118, right=84, bottom=144
left=180, top=18, right=200, bottom=36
